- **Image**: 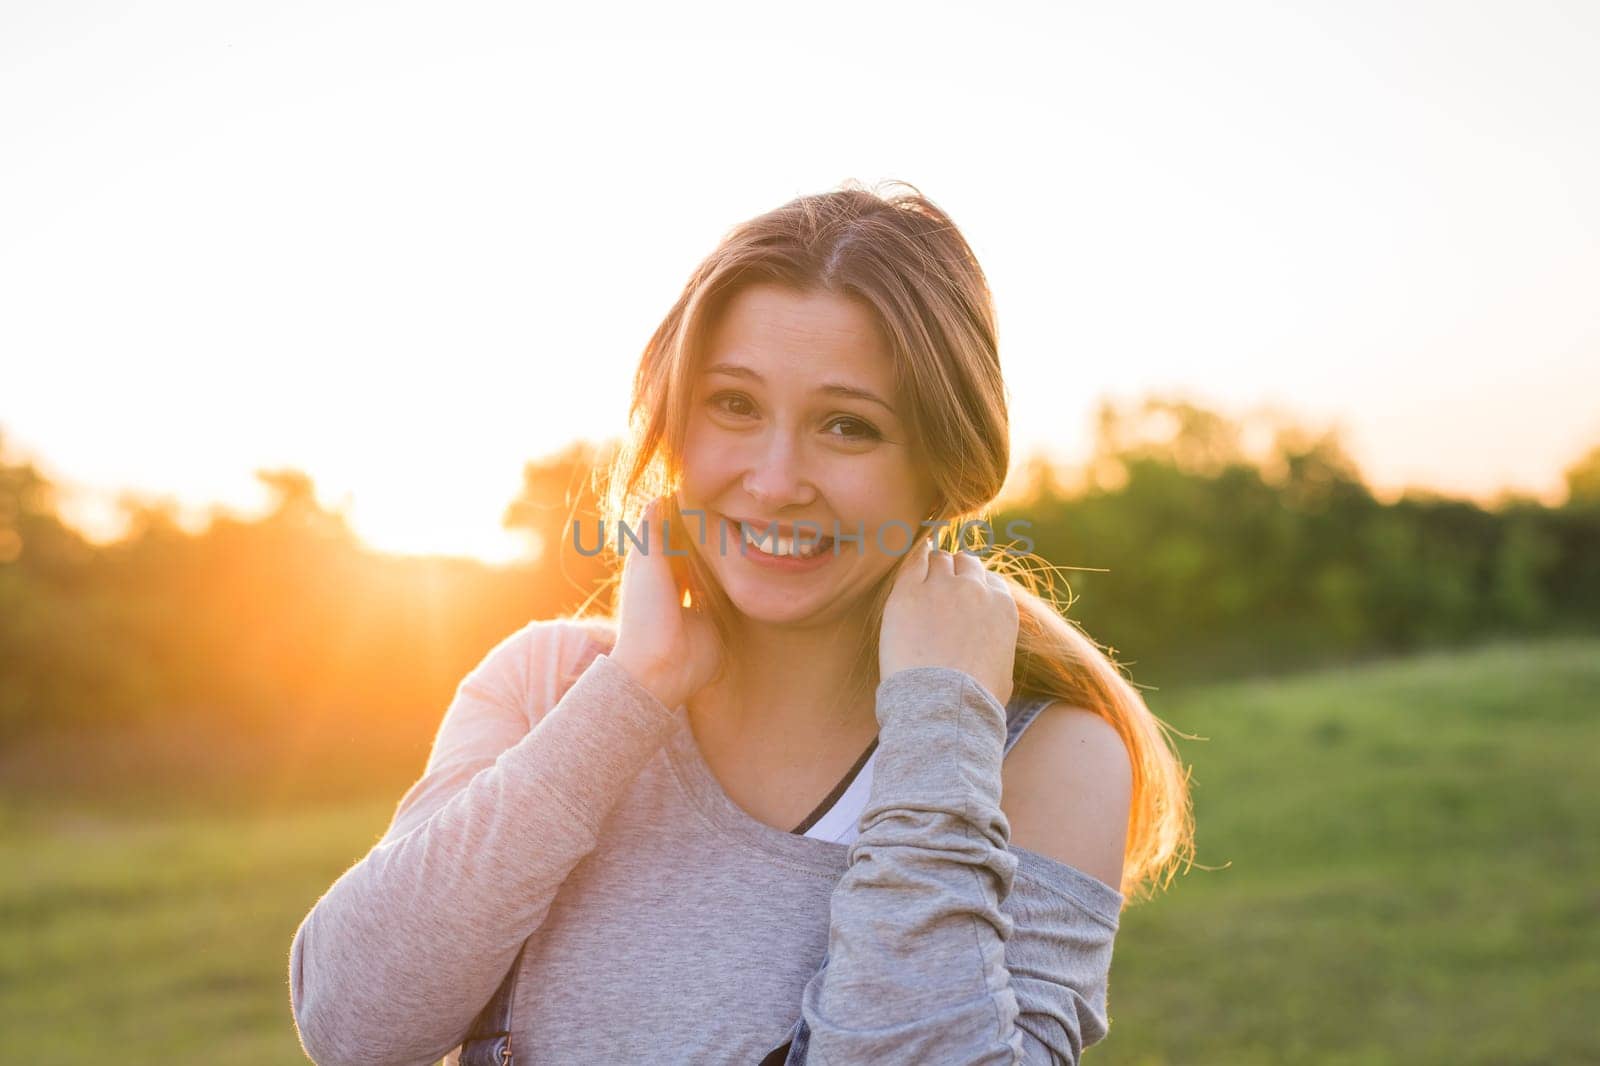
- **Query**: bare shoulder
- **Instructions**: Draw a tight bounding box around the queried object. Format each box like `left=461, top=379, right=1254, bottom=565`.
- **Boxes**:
left=1000, top=701, right=1133, bottom=894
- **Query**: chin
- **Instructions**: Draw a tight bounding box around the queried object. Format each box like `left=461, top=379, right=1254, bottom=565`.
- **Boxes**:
left=724, top=585, right=818, bottom=623
left=718, top=573, right=846, bottom=626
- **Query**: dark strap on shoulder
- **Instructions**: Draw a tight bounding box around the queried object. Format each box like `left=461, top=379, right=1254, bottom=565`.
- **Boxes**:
left=1005, top=691, right=1056, bottom=754
left=459, top=941, right=527, bottom=1065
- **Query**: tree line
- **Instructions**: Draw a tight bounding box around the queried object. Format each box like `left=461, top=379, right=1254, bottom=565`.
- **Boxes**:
left=2, top=397, right=1596, bottom=755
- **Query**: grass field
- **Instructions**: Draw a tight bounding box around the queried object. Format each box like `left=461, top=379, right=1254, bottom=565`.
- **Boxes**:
left=2, top=635, right=1595, bottom=1064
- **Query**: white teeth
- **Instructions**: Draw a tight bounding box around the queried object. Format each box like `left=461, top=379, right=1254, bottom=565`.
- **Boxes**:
left=742, top=527, right=829, bottom=558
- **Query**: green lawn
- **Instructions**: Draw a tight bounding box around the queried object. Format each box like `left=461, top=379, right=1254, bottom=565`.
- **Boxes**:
left=2, top=636, right=1594, bottom=1065
left=1097, top=635, right=1600, bottom=1065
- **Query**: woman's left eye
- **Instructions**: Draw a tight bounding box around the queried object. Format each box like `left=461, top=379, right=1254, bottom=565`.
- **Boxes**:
left=827, top=417, right=881, bottom=442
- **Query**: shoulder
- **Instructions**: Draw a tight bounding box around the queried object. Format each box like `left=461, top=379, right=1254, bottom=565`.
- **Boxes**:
left=384, top=617, right=615, bottom=846
left=1000, top=701, right=1133, bottom=895
left=555, top=615, right=620, bottom=660
left=463, top=616, right=619, bottom=724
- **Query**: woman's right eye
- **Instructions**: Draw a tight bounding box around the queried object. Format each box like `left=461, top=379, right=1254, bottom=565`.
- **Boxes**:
left=708, top=391, right=755, bottom=417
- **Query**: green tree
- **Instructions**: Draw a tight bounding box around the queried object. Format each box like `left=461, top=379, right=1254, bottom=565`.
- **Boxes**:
left=1564, top=441, right=1600, bottom=507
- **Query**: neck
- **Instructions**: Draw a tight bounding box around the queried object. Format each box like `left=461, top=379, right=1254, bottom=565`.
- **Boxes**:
left=690, top=610, right=880, bottom=755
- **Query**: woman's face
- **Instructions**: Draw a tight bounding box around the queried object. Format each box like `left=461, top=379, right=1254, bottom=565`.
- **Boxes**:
left=679, top=283, right=937, bottom=627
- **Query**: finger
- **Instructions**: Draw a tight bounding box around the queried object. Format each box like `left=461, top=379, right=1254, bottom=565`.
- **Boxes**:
left=926, top=540, right=955, bottom=578
left=628, top=497, right=674, bottom=579
left=620, top=499, right=657, bottom=587
left=894, top=531, right=932, bottom=584
left=983, top=567, right=1016, bottom=608
left=654, top=496, right=676, bottom=558
left=628, top=496, right=662, bottom=553
left=951, top=548, right=986, bottom=578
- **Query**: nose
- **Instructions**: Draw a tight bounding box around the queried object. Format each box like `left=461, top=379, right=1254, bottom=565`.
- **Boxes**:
left=742, top=430, right=816, bottom=509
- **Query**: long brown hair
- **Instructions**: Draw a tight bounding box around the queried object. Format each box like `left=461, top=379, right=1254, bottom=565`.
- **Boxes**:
left=575, top=179, right=1194, bottom=906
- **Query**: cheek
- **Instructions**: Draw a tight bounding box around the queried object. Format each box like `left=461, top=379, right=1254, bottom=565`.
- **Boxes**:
left=681, top=422, right=733, bottom=489
left=838, top=466, right=927, bottom=545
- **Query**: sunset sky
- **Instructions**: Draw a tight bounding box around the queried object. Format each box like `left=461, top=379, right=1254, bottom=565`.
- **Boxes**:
left=4, top=1, right=1598, bottom=563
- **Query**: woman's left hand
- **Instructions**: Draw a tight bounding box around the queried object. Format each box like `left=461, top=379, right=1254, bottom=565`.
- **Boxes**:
left=879, top=536, right=1019, bottom=708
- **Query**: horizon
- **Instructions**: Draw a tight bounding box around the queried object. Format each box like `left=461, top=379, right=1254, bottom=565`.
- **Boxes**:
left=1, top=398, right=1583, bottom=567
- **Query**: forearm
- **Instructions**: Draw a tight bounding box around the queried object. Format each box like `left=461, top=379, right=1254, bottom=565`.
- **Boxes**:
left=289, top=652, right=678, bottom=1066
left=800, top=666, right=1026, bottom=1065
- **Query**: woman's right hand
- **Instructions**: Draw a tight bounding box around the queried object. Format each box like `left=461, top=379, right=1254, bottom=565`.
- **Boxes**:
left=609, top=495, right=724, bottom=712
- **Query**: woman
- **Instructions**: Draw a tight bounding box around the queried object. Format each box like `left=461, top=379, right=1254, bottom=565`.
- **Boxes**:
left=289, top=181, right=1194, bottom=1065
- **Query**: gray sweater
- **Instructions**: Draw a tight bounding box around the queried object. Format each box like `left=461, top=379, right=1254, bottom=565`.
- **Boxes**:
left=288, top=619, right=1123, bottom=1064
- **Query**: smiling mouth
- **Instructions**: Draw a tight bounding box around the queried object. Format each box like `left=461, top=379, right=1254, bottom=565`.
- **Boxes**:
left=715, top=512, right=837, bottom=559
left=742, top=532, right=835, bottom=559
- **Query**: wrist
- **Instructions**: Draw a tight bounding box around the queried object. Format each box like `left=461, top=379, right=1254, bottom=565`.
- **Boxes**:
left=608, top=647, right=682, bottom=710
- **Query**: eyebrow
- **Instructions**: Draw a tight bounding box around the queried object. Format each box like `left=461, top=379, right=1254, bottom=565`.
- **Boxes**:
left=702, top=362, right=897, bottom=416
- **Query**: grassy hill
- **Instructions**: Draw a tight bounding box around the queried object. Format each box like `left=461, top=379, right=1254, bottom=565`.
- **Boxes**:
left=1098, top=636, right=1599, bottom=1065
left=2, top=636, right=1594, bottom=1064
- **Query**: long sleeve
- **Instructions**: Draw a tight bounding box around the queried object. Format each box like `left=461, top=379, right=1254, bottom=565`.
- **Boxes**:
left=794, top=666, right=1118, bottom=1065
left=1002, top=857, right=1121, bottom=1062
left=287, top=621, right=679, bottom=1066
